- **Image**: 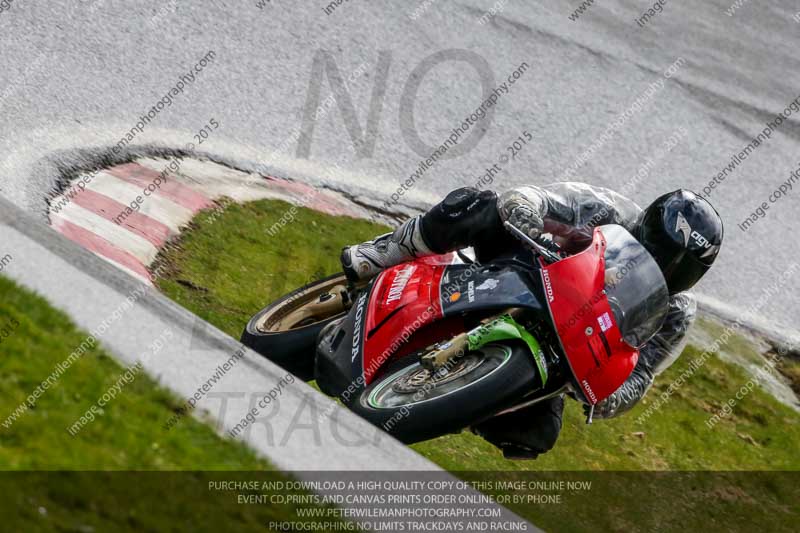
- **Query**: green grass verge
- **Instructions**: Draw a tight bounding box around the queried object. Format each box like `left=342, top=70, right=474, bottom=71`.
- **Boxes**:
left=0, top=274, right=352, bottom=532
left=154, top=198, right=388, bottom=338
left=152, top=198, right=800, bottom=531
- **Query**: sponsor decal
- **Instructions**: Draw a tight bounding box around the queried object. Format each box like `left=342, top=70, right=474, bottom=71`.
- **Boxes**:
left=385, top=266, right=415, bottom=304
left=582, top=379, right=598, bottom=403
left=476, top=278, right=499, bottom=291
left=597, top=312, right=613, bottom=333
left=542, top=269, right=555, bottom=303
left=351, top=293, right=368, bottom=363
left=467, top=281, right=475, bottom=303
left=449, top=292, right=461, bottom=303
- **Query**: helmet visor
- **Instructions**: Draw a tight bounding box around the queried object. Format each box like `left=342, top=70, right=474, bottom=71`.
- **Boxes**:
left=601, top=225, right=669, bottom=348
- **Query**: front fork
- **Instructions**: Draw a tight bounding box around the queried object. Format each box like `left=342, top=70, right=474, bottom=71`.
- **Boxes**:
left=420, top=309, right=549, bottom=388
left=422, top=312, right=598, bottom=425
left=420, top=308, right=524, bottom=371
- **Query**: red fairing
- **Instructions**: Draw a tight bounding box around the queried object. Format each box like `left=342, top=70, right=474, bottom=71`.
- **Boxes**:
left=541, top=230, right=638, bottom=405
left=361, top=254, right=453, bottom=384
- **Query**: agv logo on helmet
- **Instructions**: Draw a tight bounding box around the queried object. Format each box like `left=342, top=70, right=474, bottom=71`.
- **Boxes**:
left=675, top=211, right=713, bottom=250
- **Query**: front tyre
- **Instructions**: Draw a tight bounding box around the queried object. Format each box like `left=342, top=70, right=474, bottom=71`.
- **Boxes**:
left=348, top=341, right=540, bottom=444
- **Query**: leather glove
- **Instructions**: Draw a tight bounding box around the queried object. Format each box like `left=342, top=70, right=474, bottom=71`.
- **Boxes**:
left=498, top=192, right=544, bottom=241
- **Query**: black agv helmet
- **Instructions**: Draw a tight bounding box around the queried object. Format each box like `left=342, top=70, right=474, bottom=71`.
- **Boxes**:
left=634, top=190, right=723, bottom=294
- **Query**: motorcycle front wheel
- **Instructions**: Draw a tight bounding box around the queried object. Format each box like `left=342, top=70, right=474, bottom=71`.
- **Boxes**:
left=348, top=341, right=541, bottom=444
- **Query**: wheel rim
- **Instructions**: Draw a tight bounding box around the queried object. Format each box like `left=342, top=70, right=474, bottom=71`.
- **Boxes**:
left=365, top=344, right=512, bottom=409
left=256, top=275, right=348, bottom=333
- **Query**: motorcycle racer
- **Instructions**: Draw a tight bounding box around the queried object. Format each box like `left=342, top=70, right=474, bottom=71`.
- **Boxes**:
left=340, top=183, right=723, bottom=459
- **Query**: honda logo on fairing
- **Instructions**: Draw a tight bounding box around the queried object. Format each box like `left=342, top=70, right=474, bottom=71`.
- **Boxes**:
left=351, top=293, right=368, bottom=363
left=542, top=269, right=554, bottom=303
left=582, top=379, right=597, bottom=403
left=386, top=267, right=415, bottom=303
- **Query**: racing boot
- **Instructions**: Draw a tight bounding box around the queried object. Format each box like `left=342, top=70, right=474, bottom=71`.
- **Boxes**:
left=471, top=395, right=565, bottom=460
left=340, top=215, right=433, bottom=283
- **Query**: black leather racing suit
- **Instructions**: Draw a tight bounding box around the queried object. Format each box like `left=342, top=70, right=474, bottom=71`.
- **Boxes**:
left=417, top=183, right=697, bottom=457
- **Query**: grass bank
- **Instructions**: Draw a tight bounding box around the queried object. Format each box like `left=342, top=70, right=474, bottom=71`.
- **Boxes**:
left=0, top=274, right=352, bottom=532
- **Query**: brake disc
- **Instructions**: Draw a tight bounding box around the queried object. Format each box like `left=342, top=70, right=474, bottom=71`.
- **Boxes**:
left=391, top=353, right=483, bottom=394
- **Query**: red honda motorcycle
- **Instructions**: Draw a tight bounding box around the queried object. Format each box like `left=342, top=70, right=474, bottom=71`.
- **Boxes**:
left=242, top=224, right=669, bottom=443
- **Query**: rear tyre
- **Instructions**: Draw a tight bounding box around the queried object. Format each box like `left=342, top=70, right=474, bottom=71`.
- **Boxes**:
left=348, top=341, right=540, bottom=444
left=241, top=273, right=349, bottom=381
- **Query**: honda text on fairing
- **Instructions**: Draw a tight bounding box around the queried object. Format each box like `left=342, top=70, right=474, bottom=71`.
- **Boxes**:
left=241, top=224, right=669, bottom=443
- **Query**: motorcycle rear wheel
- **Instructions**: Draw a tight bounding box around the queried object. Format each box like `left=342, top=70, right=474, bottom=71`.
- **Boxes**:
left=348, top=341, right=540, bottom=444
left=241, top=273, right=349, bottom=380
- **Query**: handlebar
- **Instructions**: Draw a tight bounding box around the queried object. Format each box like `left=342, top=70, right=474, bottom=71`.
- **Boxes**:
left=503, top=221, right=562, bottom=263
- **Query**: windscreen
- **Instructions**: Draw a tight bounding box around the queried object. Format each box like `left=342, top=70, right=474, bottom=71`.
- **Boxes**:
left=600, top=225, right=669, bottom=348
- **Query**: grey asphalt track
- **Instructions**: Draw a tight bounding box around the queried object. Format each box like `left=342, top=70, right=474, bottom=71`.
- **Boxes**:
left=1, top=1, right=798, bottom=338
